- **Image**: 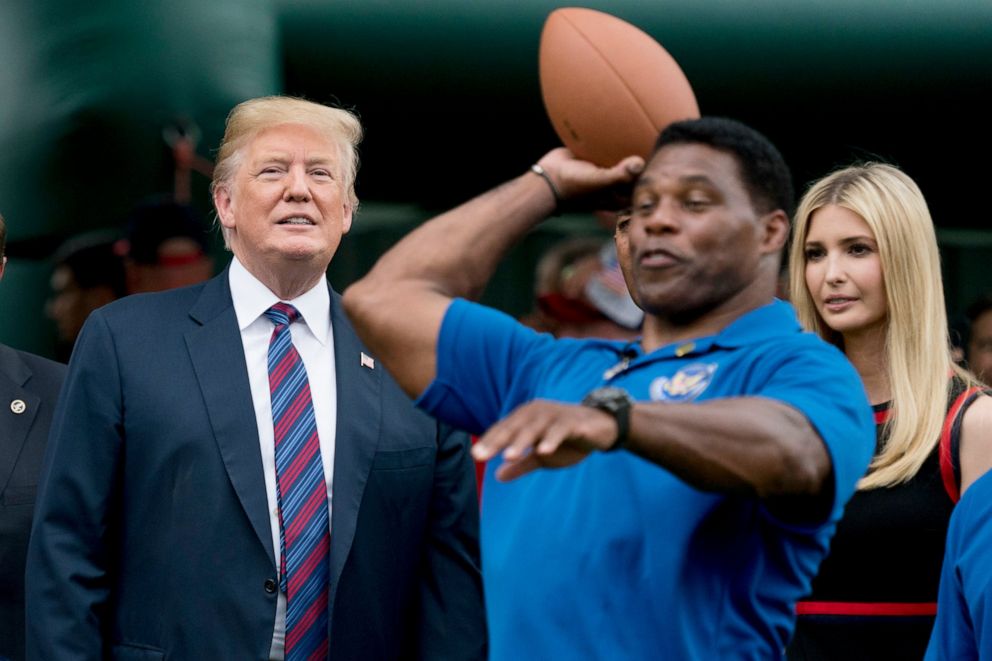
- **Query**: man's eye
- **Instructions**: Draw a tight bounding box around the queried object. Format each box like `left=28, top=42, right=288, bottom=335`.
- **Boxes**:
left=634, top=200, right=657, bottom=217
left=684, top=199, right=710, bottom=211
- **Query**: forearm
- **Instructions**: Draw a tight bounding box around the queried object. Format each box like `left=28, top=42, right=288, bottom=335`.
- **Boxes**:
left=359, top=170, right=555, bottom=302
left=343, top=170, right=554, bottom=396
left=344, top=149, right=642, bottom=397
left=626, top=398, right=830, bottom=497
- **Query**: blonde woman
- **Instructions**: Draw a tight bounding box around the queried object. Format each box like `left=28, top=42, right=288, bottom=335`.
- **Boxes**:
left=785, top=163, right=992, bottom=659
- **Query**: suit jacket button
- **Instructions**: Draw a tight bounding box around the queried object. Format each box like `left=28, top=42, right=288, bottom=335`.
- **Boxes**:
left=264, top=578, right=277, bottom=594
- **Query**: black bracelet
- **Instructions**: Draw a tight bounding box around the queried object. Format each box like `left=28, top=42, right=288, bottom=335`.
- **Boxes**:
left=530, top=163, right=562, bottom=214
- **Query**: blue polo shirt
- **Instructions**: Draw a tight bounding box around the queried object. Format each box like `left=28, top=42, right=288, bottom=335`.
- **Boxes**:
left=926, top=467, right=992, bottom=660
left=418, top=298, right=873, bottom=660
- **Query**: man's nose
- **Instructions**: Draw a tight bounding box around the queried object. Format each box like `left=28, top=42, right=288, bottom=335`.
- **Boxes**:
left=642, top=200, right=680, bottom=234
left=284, top=167, right=311, bottom=201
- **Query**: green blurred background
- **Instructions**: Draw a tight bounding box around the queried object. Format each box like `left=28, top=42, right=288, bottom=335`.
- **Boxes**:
left=1, top=0, right=990, bottom=358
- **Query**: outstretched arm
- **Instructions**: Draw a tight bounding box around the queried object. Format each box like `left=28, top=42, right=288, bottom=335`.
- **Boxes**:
left=473, top=397, right=831, bottom=501
left=342, top=149, right=643, bottom=398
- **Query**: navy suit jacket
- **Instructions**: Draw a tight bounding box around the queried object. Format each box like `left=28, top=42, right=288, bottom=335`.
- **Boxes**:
left=26, top=271, right=485, bottom=660
left=0, top=345, right=64, bottom=661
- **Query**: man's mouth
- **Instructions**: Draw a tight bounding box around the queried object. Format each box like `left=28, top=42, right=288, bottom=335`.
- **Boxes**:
left=638, top=248, right=680, bottom=268
left=277, top=216, right=315, bottom=226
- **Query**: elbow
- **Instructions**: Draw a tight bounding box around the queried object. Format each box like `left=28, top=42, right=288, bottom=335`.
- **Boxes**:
left=342, top=278, right=379, bottom=329
left=763, top=408, right=832, bottom=497
left=776, top=441, right=831, bottom=497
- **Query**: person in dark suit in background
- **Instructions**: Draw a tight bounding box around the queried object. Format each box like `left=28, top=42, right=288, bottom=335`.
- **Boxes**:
left=0, top=211, right=66, bottom=661
left=26, top=96, right=485, bottom=660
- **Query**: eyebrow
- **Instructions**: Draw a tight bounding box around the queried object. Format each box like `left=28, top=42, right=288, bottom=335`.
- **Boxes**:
left=254, top=152, right=335, bottom=166
left=804, top=235, right=876, bottom=245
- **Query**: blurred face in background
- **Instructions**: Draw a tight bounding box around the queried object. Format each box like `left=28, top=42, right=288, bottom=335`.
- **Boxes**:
left=47, top=265, right=117, bottom=344
left=969, top=309, right=992, bottom=383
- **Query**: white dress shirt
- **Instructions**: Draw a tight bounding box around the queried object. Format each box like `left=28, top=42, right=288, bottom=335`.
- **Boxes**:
left=229, top=257, right=337, bottom=660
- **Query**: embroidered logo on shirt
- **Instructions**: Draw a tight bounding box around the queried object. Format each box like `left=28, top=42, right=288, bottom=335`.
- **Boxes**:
left=649, top=363, right=718, bottom=402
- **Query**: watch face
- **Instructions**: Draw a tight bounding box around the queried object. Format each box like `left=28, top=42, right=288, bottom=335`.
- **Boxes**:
left=582, top=386, right=633, bottom=451
left=583, top=386, right=633, bottom=410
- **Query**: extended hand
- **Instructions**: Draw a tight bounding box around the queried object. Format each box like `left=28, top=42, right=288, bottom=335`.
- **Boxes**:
left=471, top=400, right=620, bottom=481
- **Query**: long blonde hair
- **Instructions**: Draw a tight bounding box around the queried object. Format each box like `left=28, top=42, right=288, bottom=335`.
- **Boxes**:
left=790, top=163, right=969, bottom=489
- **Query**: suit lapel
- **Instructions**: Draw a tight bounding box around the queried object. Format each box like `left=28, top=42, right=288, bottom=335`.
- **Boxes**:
left=327, top=288, right=382, bottom=608
left=0, top=346, right=40, bottom=495
left=185, top=272, right=275, bottom=566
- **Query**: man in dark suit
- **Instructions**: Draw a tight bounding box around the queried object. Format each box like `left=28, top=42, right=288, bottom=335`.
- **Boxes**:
left=0, top=212, right=66, bottom=661
left=26, top=97, right=485, bottom=660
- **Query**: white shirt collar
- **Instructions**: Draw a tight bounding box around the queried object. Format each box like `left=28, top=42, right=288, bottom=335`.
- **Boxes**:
left=228, top=256, right=332, bottom=345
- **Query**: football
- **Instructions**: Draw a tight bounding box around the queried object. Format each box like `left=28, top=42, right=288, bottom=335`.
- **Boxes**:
left=539, top=7, right=700, bottom=167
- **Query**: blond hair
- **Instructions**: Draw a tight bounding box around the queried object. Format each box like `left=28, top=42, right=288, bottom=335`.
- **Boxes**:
left=789, top=163, right=971, bottom=489
left=211, top=96, right=363, bottom=239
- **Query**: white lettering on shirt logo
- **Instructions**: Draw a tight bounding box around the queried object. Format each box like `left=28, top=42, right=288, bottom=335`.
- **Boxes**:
left=650, top=363, right=718, bottom=402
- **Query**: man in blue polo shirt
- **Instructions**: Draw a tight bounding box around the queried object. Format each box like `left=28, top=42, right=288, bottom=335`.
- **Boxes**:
left=926, top=467, right=992, bottom=660
left=344, top=117, right=874, bottom=658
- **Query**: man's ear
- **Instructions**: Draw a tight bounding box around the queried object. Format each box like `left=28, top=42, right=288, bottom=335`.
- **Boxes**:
left=0, top=255, right=6, bottom=281
left=760, top=210, right=790, bottom=255
left=342, top=204, right=353, bottom=235
left=213, top=185, right=236, bottom=231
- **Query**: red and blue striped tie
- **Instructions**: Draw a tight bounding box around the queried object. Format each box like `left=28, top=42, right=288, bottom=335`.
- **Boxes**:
left=265, top=303, right=330, bottom=661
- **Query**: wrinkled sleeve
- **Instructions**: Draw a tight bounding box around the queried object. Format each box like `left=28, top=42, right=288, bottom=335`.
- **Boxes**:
left=417, top=299, right=553, bottom=435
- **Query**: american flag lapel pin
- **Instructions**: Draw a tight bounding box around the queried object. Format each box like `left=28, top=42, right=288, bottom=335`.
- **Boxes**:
left=360, top=352, right=375, bottom=370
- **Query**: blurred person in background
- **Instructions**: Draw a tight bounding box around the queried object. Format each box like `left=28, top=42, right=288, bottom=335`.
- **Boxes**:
left=119, top=196, right=215, bottom=294
left=964, top=294, right=992, bottom=384
left=47, top=232, right=126, bottom=361
left=521, top=236, right=642, bottom=340
left=0, top=211, right=66, bottom=661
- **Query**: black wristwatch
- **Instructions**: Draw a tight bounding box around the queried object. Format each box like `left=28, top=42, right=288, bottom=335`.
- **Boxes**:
left=581, top=386, right=635, bottom=452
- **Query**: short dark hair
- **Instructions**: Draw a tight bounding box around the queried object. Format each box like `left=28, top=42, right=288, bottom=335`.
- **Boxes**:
left=966, top=293, right=992, bottom=324
left=123, top=197, right=209, bottom=265
left=53, top=234, right=127, bottom=297
left=654, top=117, right=795, bottom=218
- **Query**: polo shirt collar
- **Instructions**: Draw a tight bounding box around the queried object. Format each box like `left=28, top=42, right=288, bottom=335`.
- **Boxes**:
left=627, top=299, right=801, bottom=362
left=709, top=299, right=801, bottom=349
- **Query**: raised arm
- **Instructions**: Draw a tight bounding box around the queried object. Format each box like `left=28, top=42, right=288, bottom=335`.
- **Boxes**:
left=342, top=149, right=643, bottom=398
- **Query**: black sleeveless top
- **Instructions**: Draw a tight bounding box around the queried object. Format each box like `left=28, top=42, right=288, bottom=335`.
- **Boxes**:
left=787, top=378, right=986, bottom=660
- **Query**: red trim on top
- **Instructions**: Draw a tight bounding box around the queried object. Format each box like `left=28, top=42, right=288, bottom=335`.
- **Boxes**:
left=795, top=601, right=937, bottom=616
left=939, top=387, right=981, bottom=504
left=873, top=407, right=891, bottom=424
left=471, top=435, right=484, bottom=502
left=157, top=251, right=206, bottom=267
